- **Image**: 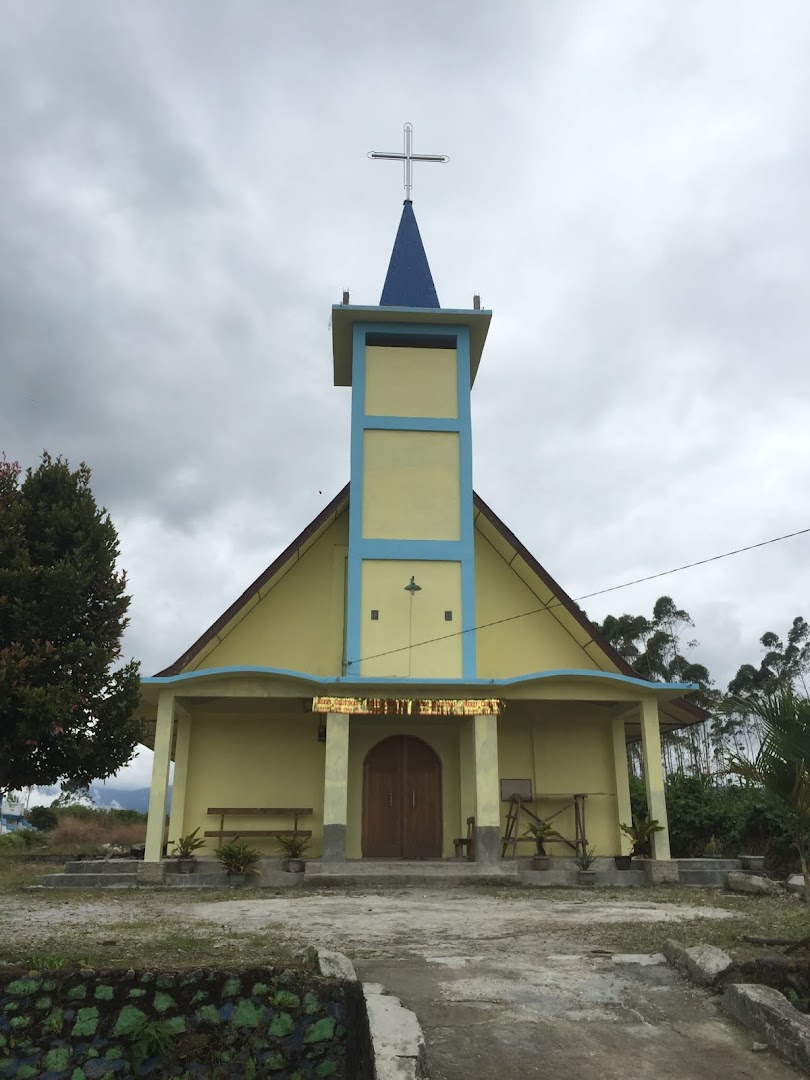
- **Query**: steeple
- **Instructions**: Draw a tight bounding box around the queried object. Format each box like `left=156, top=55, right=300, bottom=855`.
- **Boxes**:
left=330, top=128, right=492, bottom=681
left=379, top=201, right=440, bottom=308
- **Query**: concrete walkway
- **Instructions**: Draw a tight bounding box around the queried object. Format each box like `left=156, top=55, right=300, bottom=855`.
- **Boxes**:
left=191, top=889, right=802, bottom=1079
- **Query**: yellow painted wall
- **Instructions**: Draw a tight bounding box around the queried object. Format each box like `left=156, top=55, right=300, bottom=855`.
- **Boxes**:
left=179, top=712, right=325, bottom=856
left=362, top=430, right=460, bottom=541
left=345, top=719, right=462, bottom=858
left=474, top=528, right=601, bottom=677
left=497, top=703, right=621, bottom=856
left=364, top=345, right=458, bottom=418
left=360, top=560, right=462, bottom=678
left=193, top=512, right=348, bottom=675
left=174, top=704, right=623, bottom=860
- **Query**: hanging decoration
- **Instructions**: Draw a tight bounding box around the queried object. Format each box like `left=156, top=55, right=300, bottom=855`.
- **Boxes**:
left=312, top=697, right=503, bottom=717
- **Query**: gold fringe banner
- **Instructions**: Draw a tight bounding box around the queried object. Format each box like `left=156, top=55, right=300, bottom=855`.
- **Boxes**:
left=312, top=697, right=504, bottom=717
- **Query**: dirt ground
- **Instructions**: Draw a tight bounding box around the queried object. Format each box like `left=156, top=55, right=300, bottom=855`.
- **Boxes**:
left=3, top=885, right=804, bottom=1078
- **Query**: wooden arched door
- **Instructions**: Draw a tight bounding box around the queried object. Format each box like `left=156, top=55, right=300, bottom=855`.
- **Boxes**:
left=362, top=735, right=442, bottom=858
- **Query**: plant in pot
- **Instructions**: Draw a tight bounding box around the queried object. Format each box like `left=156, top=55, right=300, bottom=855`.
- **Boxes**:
left=215, top=839, right=262, bottom=885
left=168, top=828, right=206, bottom=874
left=619, top=814, right=665, bottom=868
left=524, top=821, right=557, bottom=870
left=575, top=846, right=597, bottom=885
left=277, top=835, right=310, bottom=873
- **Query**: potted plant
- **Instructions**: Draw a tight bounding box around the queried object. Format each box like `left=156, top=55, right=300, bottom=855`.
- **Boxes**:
left=215, top=839, right=262, bottom=885
left=619, top=814, right=665, bottom=865
left=524, top=821, right=557, bottom=870
left=277, top=835, right=310, bottom=873
left=168, top=827, right=206, bottom=874
left=575, top=846, right=597, bottom=885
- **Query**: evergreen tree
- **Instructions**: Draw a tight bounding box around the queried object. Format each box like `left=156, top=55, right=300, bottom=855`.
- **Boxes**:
left=0, top=453, right=142, bottom=796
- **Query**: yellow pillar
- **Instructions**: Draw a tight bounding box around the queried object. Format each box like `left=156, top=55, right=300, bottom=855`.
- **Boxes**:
left=639, top=696, right=671, bottom=860
left=473, top=713, right=501, bottom=864
left=144, top=692, right=174, bottom=863
left=167, top=705, right=191, bottom=850
left=611, top=714, right=632, bottom=855
left=322, top=712, right=349, bottom=861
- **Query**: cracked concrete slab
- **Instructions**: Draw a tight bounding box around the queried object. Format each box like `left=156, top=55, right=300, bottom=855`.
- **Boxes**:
left=188, top=890, right=800, bottom=1079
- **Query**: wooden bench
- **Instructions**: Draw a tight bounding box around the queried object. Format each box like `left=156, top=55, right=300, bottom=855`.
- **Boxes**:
left=453, top=816, right=475, bottom=860
left=205, top=807, right=313, bottom=845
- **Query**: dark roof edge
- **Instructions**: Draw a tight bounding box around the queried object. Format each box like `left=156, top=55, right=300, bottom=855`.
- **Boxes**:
left=154, top=484, right=350, bottom=677
left=472, top=492, right=708, bottom=723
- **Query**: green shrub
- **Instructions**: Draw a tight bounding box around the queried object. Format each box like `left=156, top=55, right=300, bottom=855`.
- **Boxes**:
left=27, top=806, right=58, bottom=832
left=629, top=771, right=799, bottom=872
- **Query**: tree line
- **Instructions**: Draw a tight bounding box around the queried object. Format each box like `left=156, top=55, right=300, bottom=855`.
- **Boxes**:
left=597, top=596, right=810, bottom=776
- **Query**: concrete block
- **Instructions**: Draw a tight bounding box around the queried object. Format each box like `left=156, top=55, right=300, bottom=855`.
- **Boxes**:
left=739, top=855, right=766, bottom=873
left=787, top=874, right=807, bottom=899
left=662, top=939, right=687, bottom=966
left=322, top=823, right=347, bottom=861
left=364, top=986, right=428, bottom=1079
left=473, top=825, right=500, bottom=865
left=726, top=871, right=783, bottom=896
left=644, top=860, right=680, bottom=884
left=318, top=950, right=358, bottom=982
left=136, top=862, right=165, bottom=885
left=723, top=983, right=810, bottom=1073
left=678, top=869, right=727, bottom=887
left=683, top=944, right=734, bottom=987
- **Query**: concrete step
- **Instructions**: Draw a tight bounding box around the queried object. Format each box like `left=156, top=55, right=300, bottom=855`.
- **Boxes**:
left=41, top=872, right=138, bottom=888
left=64, top=860, right=139, bottom=875
left=309, top=859, right=520, bottom=877
left=676, top=859, right=741, bottom=872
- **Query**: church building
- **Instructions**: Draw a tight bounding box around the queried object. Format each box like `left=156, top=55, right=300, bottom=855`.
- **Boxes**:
left=139, top=135, right=703, bottom=869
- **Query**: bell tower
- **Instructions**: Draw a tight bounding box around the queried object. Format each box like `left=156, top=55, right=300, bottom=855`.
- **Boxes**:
left=331, top=127, right=491, bottom=681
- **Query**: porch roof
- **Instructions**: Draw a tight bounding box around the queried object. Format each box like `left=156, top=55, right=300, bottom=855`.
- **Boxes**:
left=137, top=664, right=700, bottom=749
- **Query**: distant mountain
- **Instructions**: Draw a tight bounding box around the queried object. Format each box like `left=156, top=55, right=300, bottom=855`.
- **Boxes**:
left=89, top=786, right=171, bottom=814
left=25, top=784, right=170, bottom=815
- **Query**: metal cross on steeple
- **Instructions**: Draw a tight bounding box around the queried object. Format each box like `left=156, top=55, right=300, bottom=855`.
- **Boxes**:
left=368, top=123, right=449, bottom=202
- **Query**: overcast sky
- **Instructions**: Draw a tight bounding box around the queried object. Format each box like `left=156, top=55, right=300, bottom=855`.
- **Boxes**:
left=3, top=1, right=809, bottom=790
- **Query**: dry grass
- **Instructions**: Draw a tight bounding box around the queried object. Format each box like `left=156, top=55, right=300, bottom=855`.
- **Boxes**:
left=46, top=817, right=146, bottom=852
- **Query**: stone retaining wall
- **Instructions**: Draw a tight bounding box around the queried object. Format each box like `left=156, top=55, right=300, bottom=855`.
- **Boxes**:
left=0, top=966, right=357, bottom=1078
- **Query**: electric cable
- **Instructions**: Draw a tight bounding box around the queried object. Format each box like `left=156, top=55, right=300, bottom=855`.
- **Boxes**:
left=347, top=524, right=810, bottom=667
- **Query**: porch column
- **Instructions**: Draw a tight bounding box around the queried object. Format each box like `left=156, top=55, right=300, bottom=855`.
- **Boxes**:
left=611, top=714, right=632, bottom=856
left=167, top=704, right=191, bottom=848
left=473, top=713, right=501, bottom=864
left=639, top=696, right=671, bottom=860
left=145, top=691, right=175, bottom=863
left=322, top=712, right=350, bottom=861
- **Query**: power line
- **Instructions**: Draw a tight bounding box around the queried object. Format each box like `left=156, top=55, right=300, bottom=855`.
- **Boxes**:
left=347, top=524, right=810, bottom=667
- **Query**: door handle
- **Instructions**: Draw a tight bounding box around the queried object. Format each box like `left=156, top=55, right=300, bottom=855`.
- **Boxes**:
left=412, top=789, right=416, bottom=809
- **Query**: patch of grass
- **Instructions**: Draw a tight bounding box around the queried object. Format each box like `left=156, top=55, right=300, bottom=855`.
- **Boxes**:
left=0, top=858, right=65, bottom=894
left=0, top=917, right=306, bottom=974
left=551, top=885, right=810, bottom=959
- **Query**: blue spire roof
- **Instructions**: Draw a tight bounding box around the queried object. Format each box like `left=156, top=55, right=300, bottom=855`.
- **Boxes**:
left=379, top=201, right=440, bottom=308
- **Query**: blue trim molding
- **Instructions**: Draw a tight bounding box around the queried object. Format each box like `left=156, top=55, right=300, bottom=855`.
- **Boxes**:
left=345, top=320, right=476, bottom=680
left=143, top=665, right=699, bottom=694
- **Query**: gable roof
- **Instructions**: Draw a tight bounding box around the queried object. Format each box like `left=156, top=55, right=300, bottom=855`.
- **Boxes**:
left=154, top=484, right=707, bottom=724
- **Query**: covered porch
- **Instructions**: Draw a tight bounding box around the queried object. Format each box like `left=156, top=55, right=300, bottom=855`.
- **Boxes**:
left=138, top=667, right=699, bottom=869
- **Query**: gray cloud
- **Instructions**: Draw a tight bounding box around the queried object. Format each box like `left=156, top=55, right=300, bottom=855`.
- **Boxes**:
left=2, top=1, right=809, bottom=784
